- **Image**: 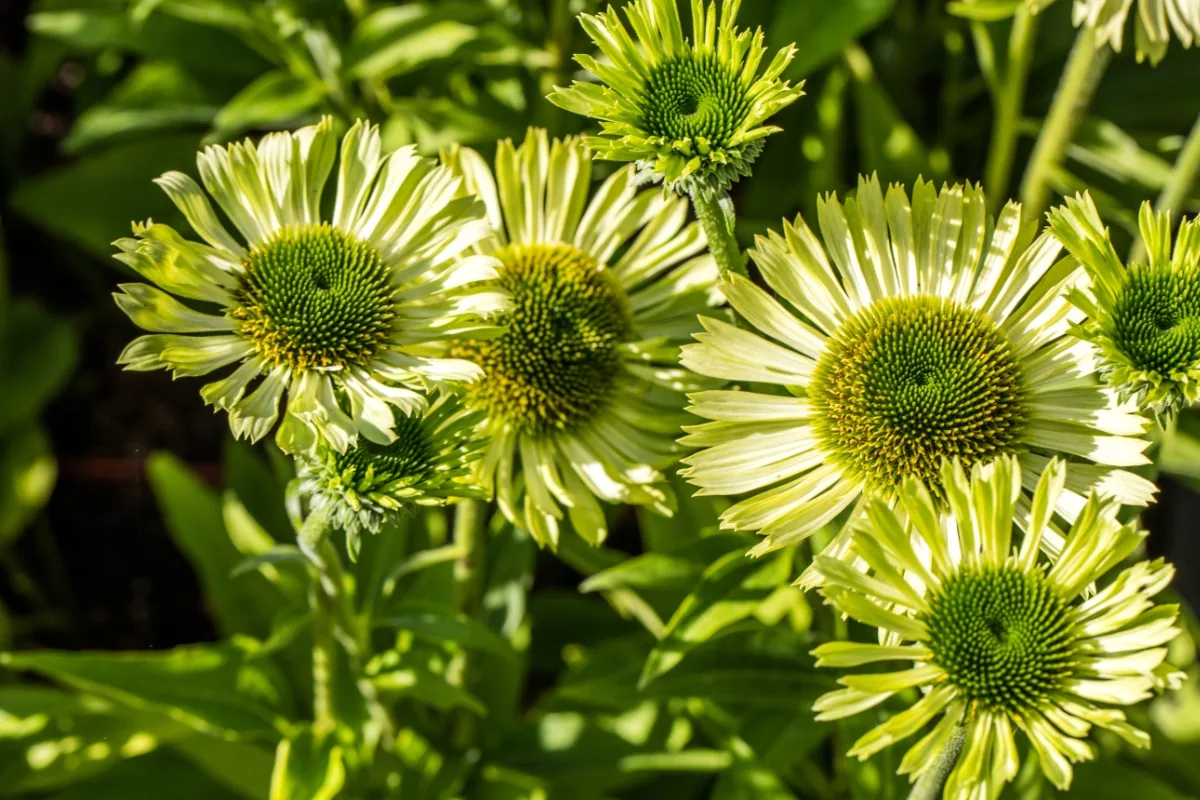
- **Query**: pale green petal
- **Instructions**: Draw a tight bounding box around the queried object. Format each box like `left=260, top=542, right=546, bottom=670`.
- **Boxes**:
left=114, top=283, right=234, bottom=334
left=847, top=685, right=955, bottom=759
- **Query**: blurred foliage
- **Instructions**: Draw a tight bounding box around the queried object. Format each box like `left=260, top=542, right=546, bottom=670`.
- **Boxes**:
left=0, top=0, right=1197, bottom=797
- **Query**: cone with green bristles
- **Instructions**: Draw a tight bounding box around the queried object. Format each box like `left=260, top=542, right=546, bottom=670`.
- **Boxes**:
left=548, top=0, right=804, bottom=199
left=811, top=455, right=1184, bottom=799
left=1048, top=192, right=1200, bottom=420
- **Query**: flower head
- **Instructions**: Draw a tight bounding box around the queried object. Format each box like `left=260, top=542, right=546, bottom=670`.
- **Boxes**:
left=296, top=393, right=487, bottom=555
left=113, top=117, right=508, bottom=455
left=810, top=456, right=1183, bottom=799
left=1032, top=0, right=1199, bottom=64
left=441, top=128, right=722, bottom=547
left=548, top=0, right=804, bottom=199
left=1049, top=192, right=1200, bottom=419
left=681, top=176, right=1154, bottom=573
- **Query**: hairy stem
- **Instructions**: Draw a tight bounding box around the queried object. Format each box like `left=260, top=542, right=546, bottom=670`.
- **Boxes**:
left=300, top=507, right=338, bottom=736
left=1019, top=25, right=1110, bottom=226
left=908, top=724, right=967, bottom=800
left=450, top=499, right=488, bottom=748
left=984, top=7, right=1039, bottom=211
left=1130, top=110, right=1200, bottom=262
left=454, top=499, right=488, bottom=617
left=692, top=191, right=747, bottom=278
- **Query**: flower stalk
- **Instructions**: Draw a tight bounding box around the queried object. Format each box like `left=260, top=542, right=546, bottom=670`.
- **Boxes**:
left=983, top=6, right=1039, bottom=211
left=1019, top=25, right=1110, bottom=226
left=908, top=724, right=966, bottom=800
left=691, top=191, right=747, bottom=278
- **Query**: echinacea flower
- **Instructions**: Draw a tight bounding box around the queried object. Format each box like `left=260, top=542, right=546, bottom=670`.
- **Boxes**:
left=441, top=128, right=722, bottom=547
left=114, top=117, right=507, bottom=455
left=1048, top=192, right=1200, bottom=419
left=681, top=176, right=1153, bottom=572
left=810, top=456, right=1183, bottom=799
left=548, top=0, right=804, bottom=198
left=1032, top=0, right=1199, bottom=64
left=296, top=392, right=487, bottom=556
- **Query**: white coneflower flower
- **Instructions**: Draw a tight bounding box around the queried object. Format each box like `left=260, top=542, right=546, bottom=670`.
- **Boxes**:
left=681, top=176, right=1153, bottom=574
left=811, top=456, right=1184, bottom=799
left=1032, top=0, right=1199, bottom=63
left=441, top=128, right=722, bottom=547
left=114, top=117, right=508, bottom=455
left=548, top=0, right=804, bottom=199
left=296, top=393, right=487, bottom=557
left=1049, top=192, right=1200, bottom=419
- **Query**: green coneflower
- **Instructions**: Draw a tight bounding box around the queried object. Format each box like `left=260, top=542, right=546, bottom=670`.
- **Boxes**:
left=441, top=128, right=723, bottom=547
left=113, top=117, right=508, bottom=456
left=296, top=393, right=487, bottom=556
left=681, top=176, right=1154, bottom=574
left=548, top=0, right=804, bottom=199
left=1032, top=0, right=1199, bottom=64
left=810, top=456, right=1183, bottom=799
left=1049, top=192, right=1200, bottom=419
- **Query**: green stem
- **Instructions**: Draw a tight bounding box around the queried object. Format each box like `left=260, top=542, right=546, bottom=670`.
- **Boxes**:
left=1018, top=25, right=1110, bottom=226
left=310, top=578, right=337, bottom=736
left=691, top=191, right=747, bottom=279
left=300, top=508, right=338, bottom=736
left=984, top=7, right=1039, bottom=211
left=450, top=500, right=488, bottom=749
left=1130, top=110, right=1200, bottom=262
left=908, top=724, right=967, bottom=800
left=453, top=500, right=488, bottom=617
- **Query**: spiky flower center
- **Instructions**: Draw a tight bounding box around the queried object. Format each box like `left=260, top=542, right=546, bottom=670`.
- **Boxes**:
left=809, top=295, right=1027, bottom=492
left=641, top=54, right=750, bottom=147
left=1111, top=262, right=1200, bottom=377
left=925, top=565, right=1076, bottom=713
left=456, top=243, right=633, bottom=435
left=234, top=223, right=395, bottom=370
left=334, top=412, right=436, bottom=489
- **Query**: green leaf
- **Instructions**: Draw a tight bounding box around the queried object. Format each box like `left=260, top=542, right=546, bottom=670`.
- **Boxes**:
left=0, top=426, right=57, bottom=549
left=472, top=765, right=549, bottom=800
left=42, top=750, right=247, bottom=800
left=171, top=735, right=274, bottom=800
left=0, top=688, right=189, bottom=795
left=27, top=8, right=266, bottom=77
left=1063, top=761, right=1190, bottom=799
left=345, top=3, right=487, bottom=81
left=618, top=750, right=733, bottom=773
left=639, top=550, right=792, bottom=687
left=772, top=0, right=897, bottom=79
left=373, top=666, right=488, bottom=716
left=946, top=0, right=1024, bottom=20
left=9, top=133, right=201, bottom=258
left=844, top=46, right=942, bottom=186
left=0, top=642, right=290, bottom=740
left=712, top=764, right=798, bottom=800
left=637, top=472, right=729, bottom=552
left=380, top=544, right=462, bottom=598
left=376, top=603, right=513, bottom=660
left=64, top=62, right=220, bottom=154
left=353, top=516, right=415, bottom=615
left=147, top=452, right=286, bottom=639
left=0, top=300, right=77, bottom=431
left=1068, top=118, right=1172, bottom=193
left=259, top=606, right=313, bottom=657
left=230, top=547, right=308, bottom=579
left=269, top=726, right=345, bottom=800
left=642, top=653, right=829, bottom=707
left=211, top=71, right=326, bottom=142
left=223, top=440, right=293, bottom=543
left=580, top=534, right=756, bottom=594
